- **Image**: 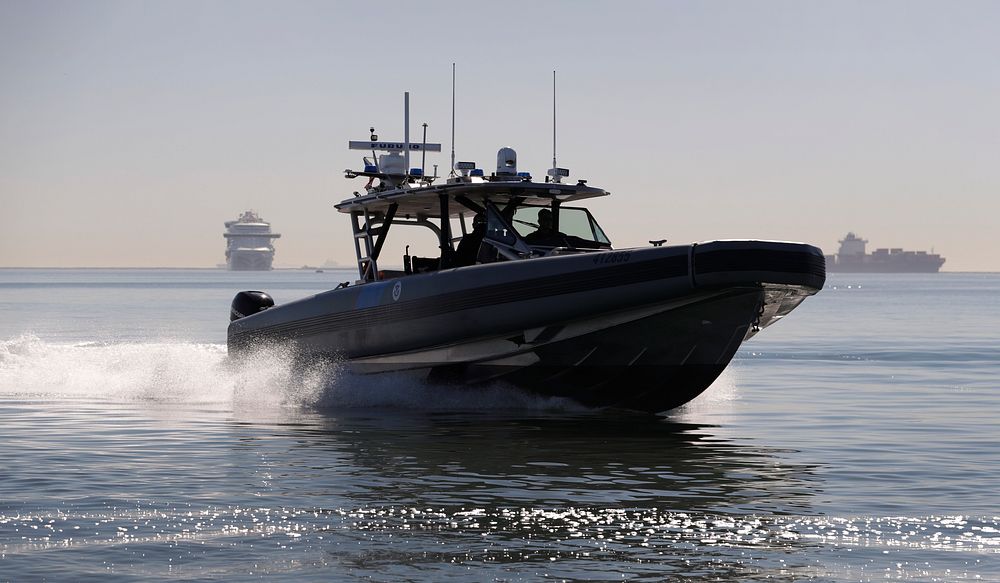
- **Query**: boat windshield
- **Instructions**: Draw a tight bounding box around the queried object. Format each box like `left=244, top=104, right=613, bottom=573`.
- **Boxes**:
left=511, top=205, right=612, bottom=246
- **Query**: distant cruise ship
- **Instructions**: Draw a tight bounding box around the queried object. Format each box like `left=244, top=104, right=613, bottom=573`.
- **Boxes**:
left=826, top=232, right=944, bottom=273
left=223, top=211, right=281, bottom=271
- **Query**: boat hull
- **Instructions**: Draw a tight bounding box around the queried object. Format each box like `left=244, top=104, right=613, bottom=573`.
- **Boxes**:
left=228, top=241, right=825, bottom=412
left=425, top=286, right=767, bottom=412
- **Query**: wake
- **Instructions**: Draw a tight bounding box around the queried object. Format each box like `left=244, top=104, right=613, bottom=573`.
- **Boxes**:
left=0, top=334, right=583, bottom=412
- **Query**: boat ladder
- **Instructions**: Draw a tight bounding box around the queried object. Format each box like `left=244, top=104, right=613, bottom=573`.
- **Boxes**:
left=350, top=209, right=380, bottom=282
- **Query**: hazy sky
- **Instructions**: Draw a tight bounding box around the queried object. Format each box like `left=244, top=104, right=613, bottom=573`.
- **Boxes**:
left=1, top=0, right=998, bottom=271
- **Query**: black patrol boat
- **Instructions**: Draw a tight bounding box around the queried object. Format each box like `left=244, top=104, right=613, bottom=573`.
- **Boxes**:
left=228, top=93, right=825, bottom=413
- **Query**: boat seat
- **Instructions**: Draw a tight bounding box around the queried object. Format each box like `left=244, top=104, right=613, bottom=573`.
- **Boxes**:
left=411, top=257, right=440, bottom=273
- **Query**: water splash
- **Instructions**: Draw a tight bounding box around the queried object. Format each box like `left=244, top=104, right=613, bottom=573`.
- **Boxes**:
left=0, top=335, right=582, bottom=412
left=0, top=334, right=296, bottom=405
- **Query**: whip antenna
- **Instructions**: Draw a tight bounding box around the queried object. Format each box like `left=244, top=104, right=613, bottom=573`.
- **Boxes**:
left=552, top=70, right=557, bottom=174
left=547, top=70, right=568, bottom=184
left=404, top=92, right=410, bottom=175
left=450, top=63, right=456, bottom=177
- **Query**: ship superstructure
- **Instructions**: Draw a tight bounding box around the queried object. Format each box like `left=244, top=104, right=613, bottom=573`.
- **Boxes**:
left=223, top=211, right=281, bottom=271
left=826, top=232, right=944, bottom=273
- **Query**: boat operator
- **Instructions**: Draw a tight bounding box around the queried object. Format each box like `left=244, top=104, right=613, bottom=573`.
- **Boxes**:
left=524, top=208, right=566, bottom=246
left=454, top=213, right=486, bottom=267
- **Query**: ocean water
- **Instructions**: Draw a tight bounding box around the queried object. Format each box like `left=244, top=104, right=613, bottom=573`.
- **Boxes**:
left=0, top=268, right=997, bottom=581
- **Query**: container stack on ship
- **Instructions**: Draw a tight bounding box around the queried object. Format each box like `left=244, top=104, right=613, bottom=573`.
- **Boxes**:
left=825, top=232, right=944, bottom=273
left=223, top=211, right=281, bottom=271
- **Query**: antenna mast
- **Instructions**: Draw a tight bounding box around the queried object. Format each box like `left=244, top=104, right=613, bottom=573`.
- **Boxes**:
left=547, top=70, right=568, bottom=184
left=450, top=63, right=456, bottom=177
left=552, top=70, right=557, bottom=174
left=404, top=92, right=410, bottom=175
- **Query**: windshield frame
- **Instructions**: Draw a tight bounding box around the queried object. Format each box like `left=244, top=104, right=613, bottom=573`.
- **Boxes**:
left=510, top=204, right=612, bottom=249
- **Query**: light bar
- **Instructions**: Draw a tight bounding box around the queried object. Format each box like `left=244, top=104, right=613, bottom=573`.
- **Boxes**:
left=349, top=141, right=442, bottom=152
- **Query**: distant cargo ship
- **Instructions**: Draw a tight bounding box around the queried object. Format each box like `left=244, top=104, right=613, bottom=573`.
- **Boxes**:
left=224, top=211, right=281, bottom=271
left=826, top=232, right=944, bottom=273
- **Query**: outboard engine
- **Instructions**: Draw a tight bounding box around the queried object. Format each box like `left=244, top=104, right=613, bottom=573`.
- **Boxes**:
left=230, top=290, right=274, bottom=322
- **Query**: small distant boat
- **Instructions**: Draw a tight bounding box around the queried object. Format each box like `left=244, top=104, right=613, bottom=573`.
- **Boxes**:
left=227, top=92, right=825, bottom=413
left=223, top=211, right=281, bottom=271
left=826, top=232, right=944, bottom=273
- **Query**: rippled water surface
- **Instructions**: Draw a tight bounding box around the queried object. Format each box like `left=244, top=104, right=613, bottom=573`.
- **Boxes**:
left=1, top=269, right=997, bottom=581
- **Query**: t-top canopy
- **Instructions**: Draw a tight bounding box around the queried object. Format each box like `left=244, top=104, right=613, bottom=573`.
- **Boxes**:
left=335, top=180, right=610, bottom=218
